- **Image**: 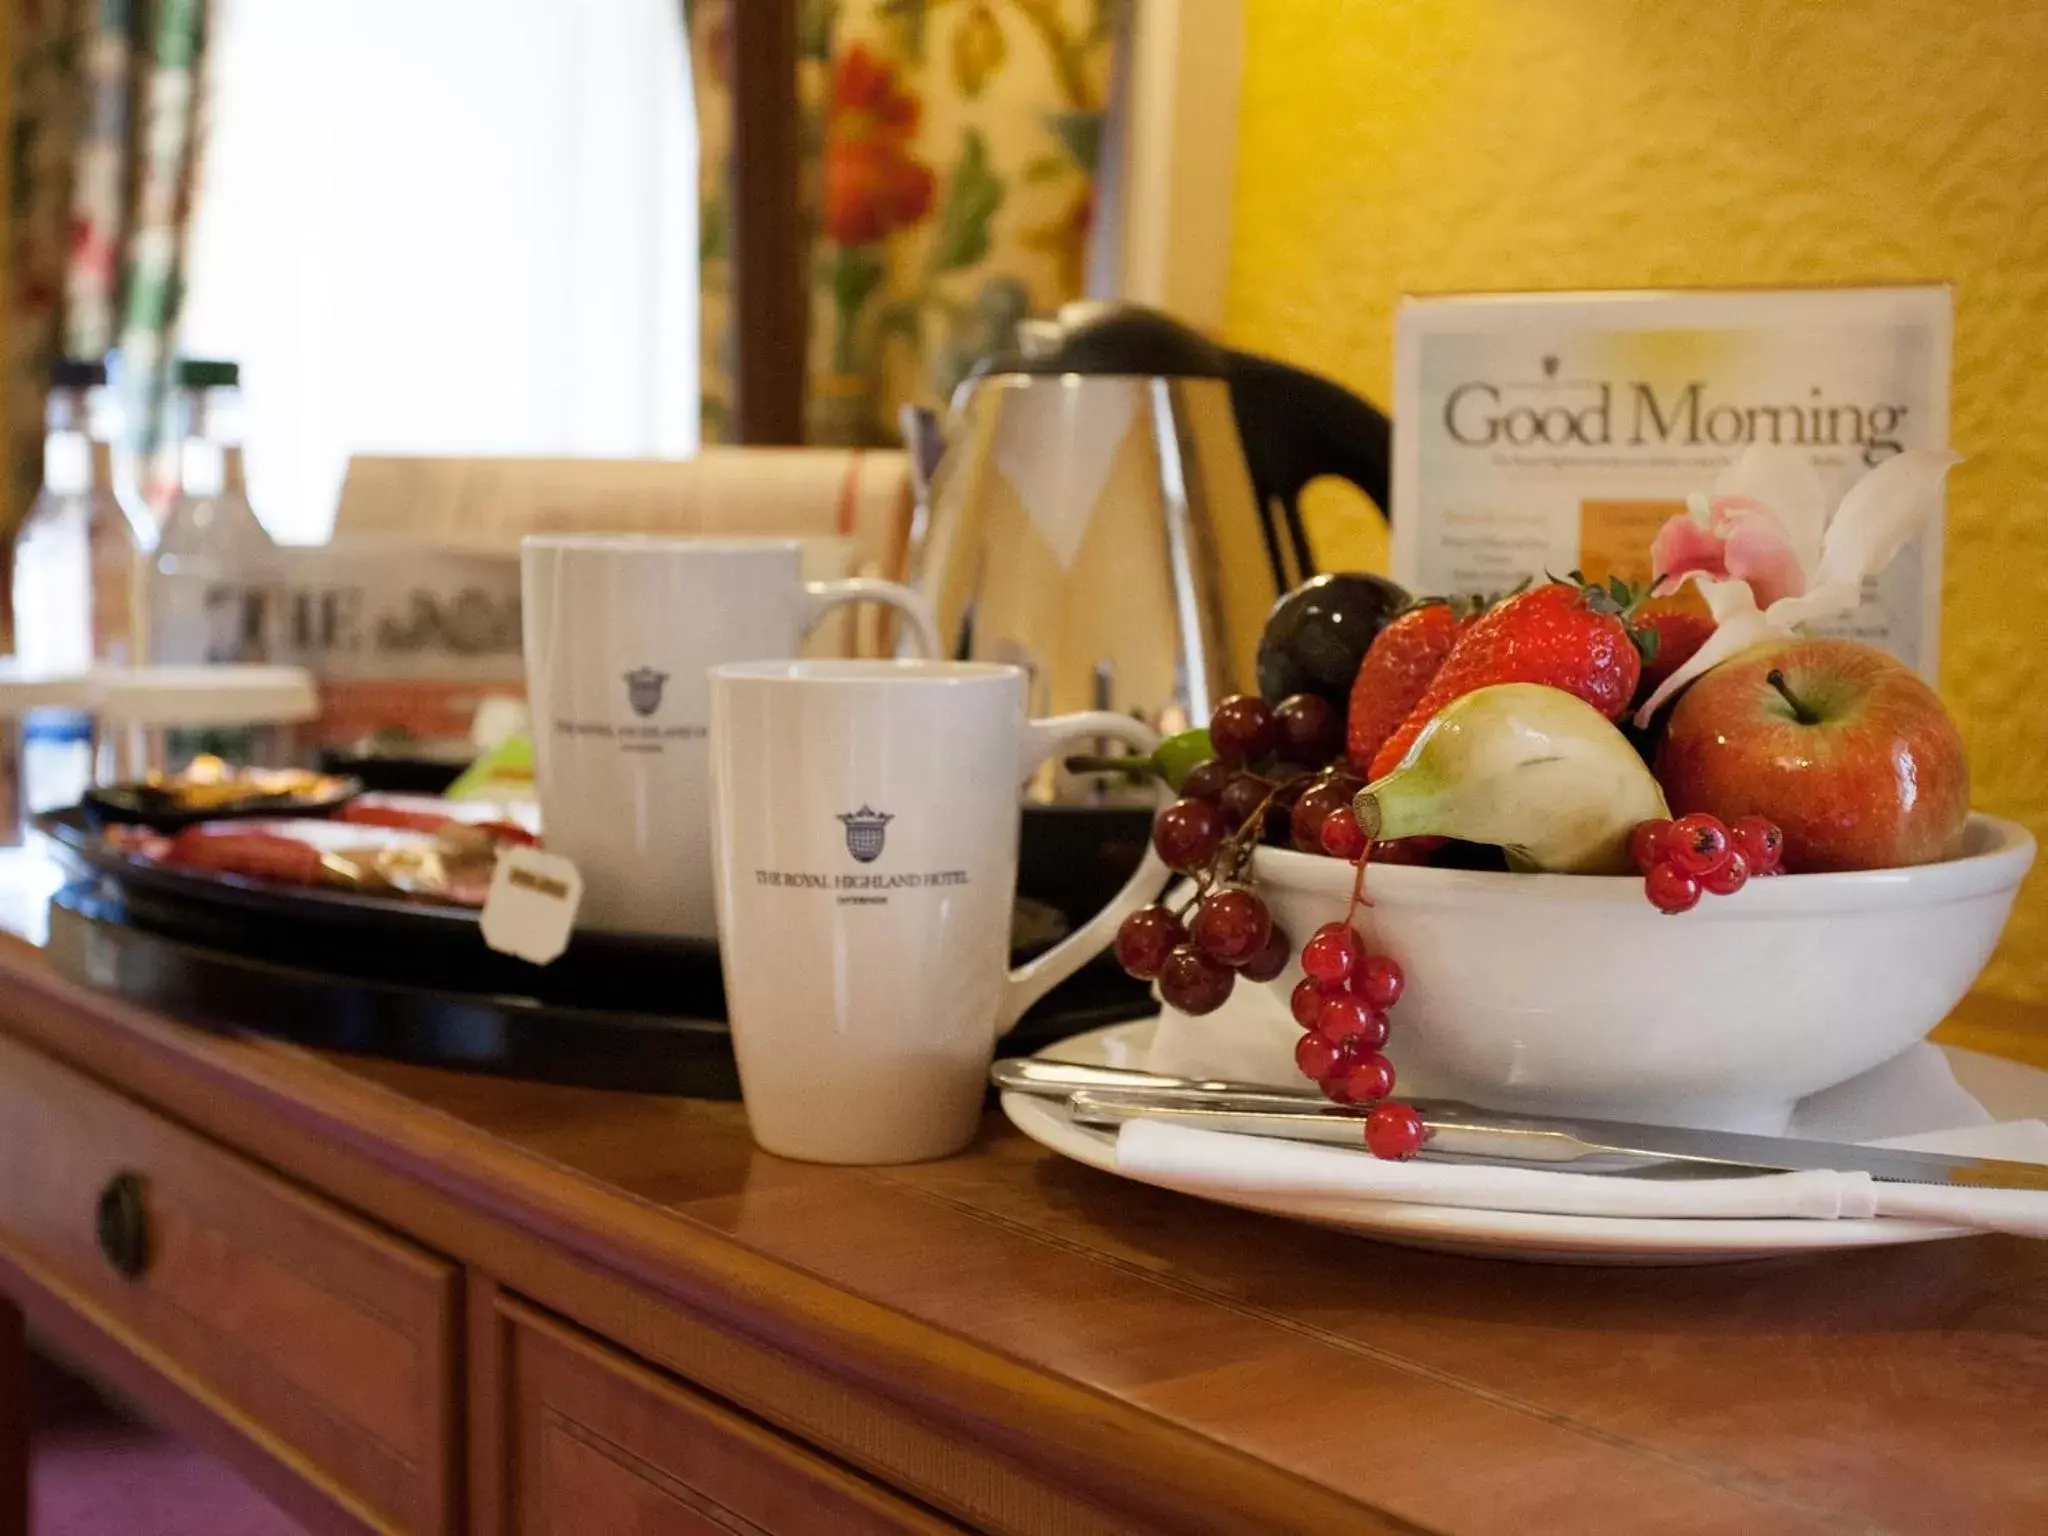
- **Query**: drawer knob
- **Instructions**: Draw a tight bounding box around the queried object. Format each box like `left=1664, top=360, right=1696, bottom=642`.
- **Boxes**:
left=95, top=1172, right=152, bottom=1280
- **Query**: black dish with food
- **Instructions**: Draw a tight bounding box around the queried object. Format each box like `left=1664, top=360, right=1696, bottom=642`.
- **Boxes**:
left=83, top=773, right=363, bottom=833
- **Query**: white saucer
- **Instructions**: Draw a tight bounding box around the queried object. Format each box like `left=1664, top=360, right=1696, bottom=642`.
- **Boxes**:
left=1000, top=1018, right=2048, bottom=1265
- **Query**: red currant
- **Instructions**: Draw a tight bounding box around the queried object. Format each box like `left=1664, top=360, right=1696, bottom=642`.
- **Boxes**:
left=1239, top=925, right=1292, bottom=983
left=1342, top=1052, right=1397, bottom=1106
left=1210, top=695, right=1278, bottom=767
left=1666, top=813, right=1732, bottom=878
left=1158, top=944, right=1235, bottom=1015
left=1314, top=993, right=1385, bottom=1048
left=1319, top=1036, right=1372, bottom=1100
left=1629, top=817, right=1673, bottom=875
left=1319, top=805, right=1367, bottom=861
left=1294, top=1031, right=1340, bottom=1082
left=1190, top=887, right=1273, bottom=967
left=1644, top=860, right=1702, bottom=914
left=1289, top=976, right=1325, bottom=1028
left=1152, top=797, right=1227, bottom=874
left=1731, top=815, right=1784, bottom=874
left=1114, top=905, right=1185, bottom=980
left=1273, top=693, right=1342, bottom=765
left=1179, top=758, right=1233, bottom=804
left=1353, top=954, right=1404, bottom=1010
left=1365, top=1101, right=1428, bottom=1160
left=1701, top=847, right=1750, bottom=897
left=1300, top=922, right=1362, bottom=987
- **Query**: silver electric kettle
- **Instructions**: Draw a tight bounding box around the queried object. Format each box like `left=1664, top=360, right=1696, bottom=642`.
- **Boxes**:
left=907, top=304, right=1390, bottom=743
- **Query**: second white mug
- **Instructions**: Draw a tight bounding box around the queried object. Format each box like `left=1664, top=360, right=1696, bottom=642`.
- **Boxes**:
left=521, top=535, right=938, bottom=937
left=709, top=659, right=1168, bottom=1164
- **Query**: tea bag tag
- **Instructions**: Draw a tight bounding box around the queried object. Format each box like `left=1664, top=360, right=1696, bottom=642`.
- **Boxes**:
left=481, top=846, right=582, bottom=964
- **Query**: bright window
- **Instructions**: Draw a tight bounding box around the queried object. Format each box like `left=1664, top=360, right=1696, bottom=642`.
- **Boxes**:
left=180, top=0, right=699, bottom=544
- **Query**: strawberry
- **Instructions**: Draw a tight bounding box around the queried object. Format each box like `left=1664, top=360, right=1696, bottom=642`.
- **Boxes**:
left=1367, top=581, right=1641, bottom=780
left=1346, top=600, right=1467, bottom=776
left=1630, top=604, right=1715, bottom=704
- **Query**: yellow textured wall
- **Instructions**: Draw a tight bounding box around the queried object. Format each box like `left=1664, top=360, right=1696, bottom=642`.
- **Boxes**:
left=1225, top=0, right=2048, bottom=1003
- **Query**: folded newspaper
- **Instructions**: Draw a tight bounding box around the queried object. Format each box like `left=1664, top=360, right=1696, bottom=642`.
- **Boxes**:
left=1391, top=285, right=1951, bottom=679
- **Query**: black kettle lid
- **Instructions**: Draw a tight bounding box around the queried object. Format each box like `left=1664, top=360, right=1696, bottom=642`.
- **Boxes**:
left=978, top=302, right=1230, bottom=380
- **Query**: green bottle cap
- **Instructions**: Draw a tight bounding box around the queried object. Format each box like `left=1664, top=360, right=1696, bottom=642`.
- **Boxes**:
left=174, top=358, right=240, bottom=388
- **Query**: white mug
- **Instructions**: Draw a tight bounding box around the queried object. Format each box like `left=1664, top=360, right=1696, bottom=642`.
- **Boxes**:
left=522, top=537, right=939, bottom=937
left=709, top=659, right=1168, bottom=1164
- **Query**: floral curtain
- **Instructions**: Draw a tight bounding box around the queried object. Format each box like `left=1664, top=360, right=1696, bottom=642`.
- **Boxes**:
left=688, top=0, right=1117, bottom=448
left=109, top=0, right=210, bottom=509
left=5, top=0, right=209, bottom=554
left=683, top=0, right=738, bottom=446
left=6, top=0, right=89, bottom=560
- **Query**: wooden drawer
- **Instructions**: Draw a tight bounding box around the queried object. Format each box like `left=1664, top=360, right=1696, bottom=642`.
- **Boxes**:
left=0, top=1032, right=455, bottom=1533
left=501, top=1298, right=960, bottom=1535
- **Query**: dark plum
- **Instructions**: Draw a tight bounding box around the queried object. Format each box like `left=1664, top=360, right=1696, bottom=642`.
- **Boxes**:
left=1256, top=573, right=1412, bottom=708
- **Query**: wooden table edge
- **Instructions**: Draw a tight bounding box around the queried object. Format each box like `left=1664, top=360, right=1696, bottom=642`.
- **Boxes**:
left=0, top=933, right=1413, bottom=1534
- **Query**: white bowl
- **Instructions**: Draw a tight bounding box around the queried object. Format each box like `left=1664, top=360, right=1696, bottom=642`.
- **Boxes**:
left=1219, top=814, right=2034, bottom=1134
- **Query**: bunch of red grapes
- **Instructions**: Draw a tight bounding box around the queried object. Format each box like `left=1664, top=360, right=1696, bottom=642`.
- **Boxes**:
left=1111, top=692, right=1428, bottom=1161
left=1114, top=692, right=1346, bottom=1019
left=1631, top=811, right=1784, bottom=913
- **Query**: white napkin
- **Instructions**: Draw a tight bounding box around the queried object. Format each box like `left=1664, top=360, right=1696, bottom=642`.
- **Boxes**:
left=1113, top=1117, right=2048, bottom=1237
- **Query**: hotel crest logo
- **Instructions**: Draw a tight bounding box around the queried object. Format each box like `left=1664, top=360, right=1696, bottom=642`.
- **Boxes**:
left=622, top=666, right=669, bottom=717
left=837, top=806, right=893, bottom=863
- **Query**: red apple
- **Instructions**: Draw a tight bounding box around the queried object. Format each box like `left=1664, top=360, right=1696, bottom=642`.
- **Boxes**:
left=1655, top=638, right=1969, bottom=873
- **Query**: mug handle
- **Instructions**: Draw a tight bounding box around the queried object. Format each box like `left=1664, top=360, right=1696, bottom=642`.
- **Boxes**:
left=999, top=711, right=1172, bottom=1035
left=801, top=578, right=941, bottom=659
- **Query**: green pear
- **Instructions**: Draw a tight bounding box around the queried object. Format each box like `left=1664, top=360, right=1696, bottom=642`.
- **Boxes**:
left=1353, top=684, right=1669, bottom=874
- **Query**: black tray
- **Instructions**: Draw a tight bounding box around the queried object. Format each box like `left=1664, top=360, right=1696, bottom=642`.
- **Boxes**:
left=38, top=807, right=1154, bottom=1094
left=46, top=884, right=744, bottom=1094
left=39, top=805, right=727, bottom=1013
left=46, top=885, right=1150, bottom=1096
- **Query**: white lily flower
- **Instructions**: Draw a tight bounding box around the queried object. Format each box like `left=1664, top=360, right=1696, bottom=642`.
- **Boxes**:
left=1633, top=445, right=1961, bottom=725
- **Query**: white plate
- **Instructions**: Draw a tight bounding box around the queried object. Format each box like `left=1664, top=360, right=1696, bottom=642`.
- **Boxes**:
left=1001, top=1018, right=2048, bottom=1265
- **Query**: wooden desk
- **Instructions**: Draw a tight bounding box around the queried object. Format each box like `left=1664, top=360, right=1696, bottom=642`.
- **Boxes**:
left=0, top=933, right=2044, bottom=1534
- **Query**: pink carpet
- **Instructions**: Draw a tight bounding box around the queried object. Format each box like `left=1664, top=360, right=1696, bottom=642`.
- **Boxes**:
left=29, top=1354, right=307, bottom=1536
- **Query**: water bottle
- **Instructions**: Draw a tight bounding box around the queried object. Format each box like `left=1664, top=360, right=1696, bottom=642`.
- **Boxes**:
left=148, top=359, right=280, bottom=765
left=149, top=358, right=276, bottom=669
left=11, top=357, right=150, bottom=673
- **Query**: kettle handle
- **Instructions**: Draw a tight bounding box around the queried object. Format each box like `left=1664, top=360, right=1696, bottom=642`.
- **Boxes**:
left=1223, top=350, right=1392, bottom=587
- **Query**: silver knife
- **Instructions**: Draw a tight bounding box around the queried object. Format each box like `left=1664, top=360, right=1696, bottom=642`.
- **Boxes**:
left=991, top=1057, right=1324, bottom=1102
left=1033, top=1078, right=2048, bottom=1192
